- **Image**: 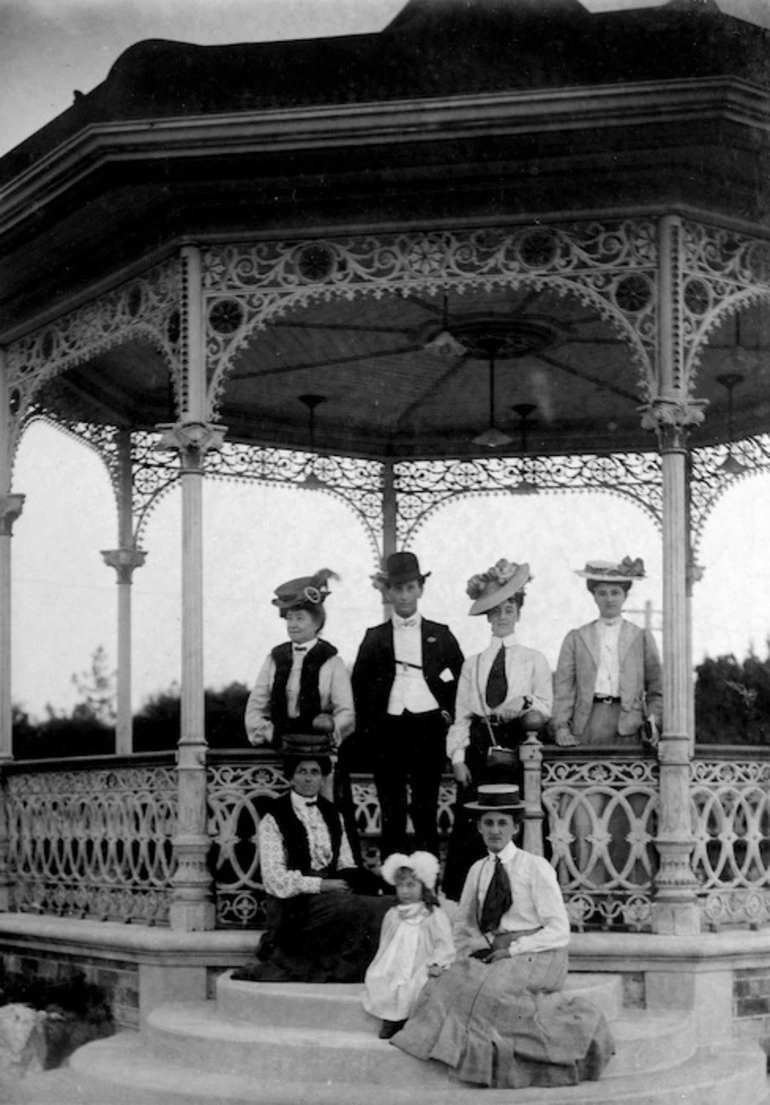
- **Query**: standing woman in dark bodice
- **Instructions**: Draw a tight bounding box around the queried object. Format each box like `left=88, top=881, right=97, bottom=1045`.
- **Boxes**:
left=244, top=568, right=354, bottom=751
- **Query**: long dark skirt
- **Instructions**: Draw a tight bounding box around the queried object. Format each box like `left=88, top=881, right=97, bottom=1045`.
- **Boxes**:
left=391, top=950, right=614, bottom=1088
left=235, top=891, right=391, bottom=983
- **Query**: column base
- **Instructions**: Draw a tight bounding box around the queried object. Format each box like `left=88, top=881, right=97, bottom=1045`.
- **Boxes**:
left=650, top=900, right=702, bottom=936
left=168, top=899, right=217, bottom=933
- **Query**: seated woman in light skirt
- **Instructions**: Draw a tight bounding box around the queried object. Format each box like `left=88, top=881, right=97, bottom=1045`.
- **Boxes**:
left=390, top=784, right=614, bottom=1089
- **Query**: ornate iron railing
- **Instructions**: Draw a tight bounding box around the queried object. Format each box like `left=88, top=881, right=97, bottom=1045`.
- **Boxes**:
left=690, top=749, right=770, bottom=930
left=538, top=744, right=770, bottom=932
left=4, top=754, right=177, bottom=925
left=540, top=746, right=660, bottom=932
left=4, top=746, right=769, bottom=931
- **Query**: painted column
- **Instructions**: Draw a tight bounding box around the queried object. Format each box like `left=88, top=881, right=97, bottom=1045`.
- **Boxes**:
left=159, top=244, right=225, bottom=931
left=641, top=216, right=704, bottom=935
left=0, top=351, right=24, bottom=910
left=684, top=456, right=704, bottom=754
left=100, top=547, right=146, bottom=754
left=380, top=459, right=398, bottom=615
left=101, top=429, right=146, bottom=755
left=520, top=732, right=544, bottom=856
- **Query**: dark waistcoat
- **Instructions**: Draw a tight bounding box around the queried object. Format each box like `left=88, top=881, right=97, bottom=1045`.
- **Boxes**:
left=268, top=791, right=342, bottom=876
left=270, top=639, right=337, bottom=739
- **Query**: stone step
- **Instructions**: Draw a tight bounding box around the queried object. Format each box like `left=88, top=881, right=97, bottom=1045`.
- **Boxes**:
left=59, top=1037, right=768, bottom=1105
left=217, top=970, right=626, bottom=1030
left=141, top=1001, right=693, bottom=1085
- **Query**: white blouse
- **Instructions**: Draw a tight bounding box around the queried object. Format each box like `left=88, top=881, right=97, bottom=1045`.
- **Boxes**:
left=453, top=841, right=570, bottom=958
left=244, top=639, right=355, bottom=747
left=258, top=790, right=356, bottom=898
left=446, top=636, right=553, bottom=764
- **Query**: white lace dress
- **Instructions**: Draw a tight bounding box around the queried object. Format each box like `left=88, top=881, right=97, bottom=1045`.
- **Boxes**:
left=363, top=903, right=455, bottom=1021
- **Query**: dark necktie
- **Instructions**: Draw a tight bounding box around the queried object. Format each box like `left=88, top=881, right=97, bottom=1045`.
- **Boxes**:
left=479, top=856, right=512, bottom=932
left=485, top=645, right=508, bottom=709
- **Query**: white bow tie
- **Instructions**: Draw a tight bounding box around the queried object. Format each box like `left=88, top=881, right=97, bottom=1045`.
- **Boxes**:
left=397, top=619, right=417, bottom=629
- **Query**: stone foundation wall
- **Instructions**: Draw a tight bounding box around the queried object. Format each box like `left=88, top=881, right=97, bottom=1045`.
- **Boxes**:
left=0, top=945, right=137, bottom=1030
left=734, top=967, right=770, bottom=1053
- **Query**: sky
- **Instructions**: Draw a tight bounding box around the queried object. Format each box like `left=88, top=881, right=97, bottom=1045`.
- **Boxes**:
left=4, top=0, right=770, bottom=720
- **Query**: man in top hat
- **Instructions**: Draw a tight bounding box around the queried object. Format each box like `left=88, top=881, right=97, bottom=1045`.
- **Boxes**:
left=351, top=551, right=464, bottom=859
left=552, top=557, right=662, bottom=747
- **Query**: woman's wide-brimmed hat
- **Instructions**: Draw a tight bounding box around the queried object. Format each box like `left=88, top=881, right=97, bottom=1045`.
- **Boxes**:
left=466, top=559, right=531, bottom=616
left=575, top=556, right=645, bottom=583
left=371, top=551, right=430, bottom=593
left=465, top=783, right=526, bottom=813
left=272, top=568, right=339, bottom=609
left=380, top=850, right=440, bottom=890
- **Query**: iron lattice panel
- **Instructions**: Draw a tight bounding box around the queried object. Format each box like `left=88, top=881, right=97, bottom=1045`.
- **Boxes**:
left=6, top=764, right=177, bottom=925
left=542, top=755, right=659, bottom=932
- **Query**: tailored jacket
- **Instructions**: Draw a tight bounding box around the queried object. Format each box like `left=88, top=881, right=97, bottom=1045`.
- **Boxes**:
left=552, top=618, right=663, bottom=741
left=351, top=618, right=464, bottom=738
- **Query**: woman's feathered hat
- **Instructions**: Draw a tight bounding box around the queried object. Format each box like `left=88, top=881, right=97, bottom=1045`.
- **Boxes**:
left=380, top=850, right=440, bottom=890
left=466, top=559, right=531, bottom=616
left=575, top=556, right=645, bottom=583
left=271, top=568, right=339, bottom=609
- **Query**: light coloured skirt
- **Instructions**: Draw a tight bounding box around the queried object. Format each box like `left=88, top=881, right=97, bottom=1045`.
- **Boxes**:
left=391, top=949, right=614, bottom=1088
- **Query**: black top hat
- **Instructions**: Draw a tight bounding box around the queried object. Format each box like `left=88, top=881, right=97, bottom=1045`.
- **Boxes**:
left=464, top=783, right=526, bottom=813
left=383, top=551, right=430, bottom=586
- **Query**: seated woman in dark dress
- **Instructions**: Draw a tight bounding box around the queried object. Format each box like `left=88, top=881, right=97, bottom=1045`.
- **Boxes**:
left=236, top=733, right=390, bottom=983
left=391, top=784, right=614, bottom=1089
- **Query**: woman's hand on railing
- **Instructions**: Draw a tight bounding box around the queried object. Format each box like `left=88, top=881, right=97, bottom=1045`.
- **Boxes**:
left=312, top=714, right=335, bottom=734
left=553, top=727, right=578, bottom=747
left=452, top=761, right=472, bottom=786
left=247, top=718, right=274, bottom=746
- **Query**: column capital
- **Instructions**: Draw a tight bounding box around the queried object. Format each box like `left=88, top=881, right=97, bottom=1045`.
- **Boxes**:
left=101, top=546, right=148, bottom=584
left=639, top=398, right=707, bottom=451
left=0, top=493, right=25, bottom=536
left=156, top=421, right=227, bottom=468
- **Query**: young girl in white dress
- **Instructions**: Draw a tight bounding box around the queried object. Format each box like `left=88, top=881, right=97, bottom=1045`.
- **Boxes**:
left=363, top=851, right=455, bottom=1039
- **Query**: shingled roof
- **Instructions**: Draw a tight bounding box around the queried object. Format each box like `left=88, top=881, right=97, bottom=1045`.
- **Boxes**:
left=2, top=0, right=768, bottom=184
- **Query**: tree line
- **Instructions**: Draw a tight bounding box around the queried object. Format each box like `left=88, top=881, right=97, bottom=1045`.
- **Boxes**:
left=11, top=641, right=770, bottom=759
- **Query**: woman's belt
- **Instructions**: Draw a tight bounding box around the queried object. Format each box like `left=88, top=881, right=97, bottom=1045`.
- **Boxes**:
left=593, top=695, right=620, bottom=704
left=491, top=927, right=543, bottom=948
